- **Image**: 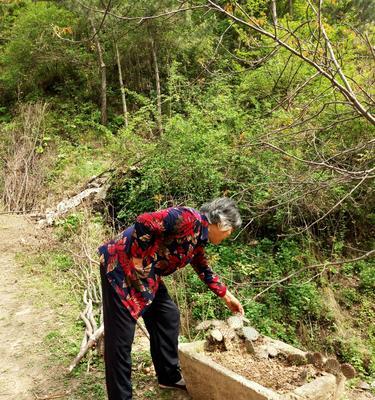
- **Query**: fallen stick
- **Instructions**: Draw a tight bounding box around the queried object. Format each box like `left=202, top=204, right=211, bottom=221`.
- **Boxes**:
left=137, top=320, right=150, bottom=340
left=68, top=324, right=104, bottom=372
left=34, top=391, right=70, bottom=400
left=68, top=319, right=150, bottom=372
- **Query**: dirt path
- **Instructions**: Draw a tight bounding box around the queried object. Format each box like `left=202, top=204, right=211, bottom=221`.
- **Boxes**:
left=0, top=214, right=54, bottom=400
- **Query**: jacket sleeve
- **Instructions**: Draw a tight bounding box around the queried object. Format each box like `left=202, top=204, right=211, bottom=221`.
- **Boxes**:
left=190, top=245, right=227, bottom=297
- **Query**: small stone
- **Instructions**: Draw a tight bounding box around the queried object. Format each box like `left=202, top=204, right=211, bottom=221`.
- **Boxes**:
left=306, top=352, right=314, bottom=364
left=311, top=352, right=324, bottom=368
left=196, top=319, right=223, bottom=331
left=222, top=327, right=236, bottom=350
left=244, top=339, right=255, bottom=354
left=297, top=370, right=308, bottom=384
left=209, top=329, right=223, bottom=342
left=227, top=316, right=243, bottom=330
left=287, top=353, right=307, bottom=366
left=255, top=345, right=269, bottom=359
left=267, top=345, right=278, bottom=358
left=221, top=326, right=236, bottom=340
left=241, top=327, right=260, bottom=342
left=357, top=381, right=370, bottom=390
left=341, top=363, right=356, bottom=379
left=323, top=358, right=341, bottom=374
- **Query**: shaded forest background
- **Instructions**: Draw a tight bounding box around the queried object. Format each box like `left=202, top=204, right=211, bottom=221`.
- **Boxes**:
left=0, top=0, right=374, bottom=397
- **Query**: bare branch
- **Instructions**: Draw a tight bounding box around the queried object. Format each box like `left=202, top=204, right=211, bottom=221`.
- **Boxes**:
left=207, top=0, right=375, bottom=124
left=262, top=141, right=375, bottom=178
left=75, top=1, right=208, bottom=23
left=232, top=175, right=345, bottom=240
left=253, top=249, right=375, bottom=300
left=267, top=72, right=320, bottom=114
left=281, top=174, right=370, bottom=237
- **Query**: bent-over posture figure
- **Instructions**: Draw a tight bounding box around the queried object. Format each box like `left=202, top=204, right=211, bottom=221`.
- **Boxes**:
left=98, top=197, right=244, bottom=400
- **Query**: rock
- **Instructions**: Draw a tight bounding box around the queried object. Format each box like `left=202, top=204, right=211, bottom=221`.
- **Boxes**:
left=255, top=345, right=269, bottom=360
left=307, top=352, right=324, bottom=368
left=323, top=358, right=340, bottom=374
left=341, top=363, right=356, bottom=379
left=306, top=352, right=314, bottom=364
left=209, top=329, right=223, bottom=342
left=222, top=327, right=236, bottom=351
left=196, top=320, right=224, bottom=331
left=240, top=327, right=260, bottom=342
left=227, top=316, right=243, bottom=330
left=266, top=344, right=278, bottom=358
left=357, top=381, right=370, bottom=390
left=265, top=337, right=305, bottom=358
left=244, top=339, right=255, bottom=354
left=293, top=374, right=337, bottom=399
left=287, top=353, right=307, bottom=366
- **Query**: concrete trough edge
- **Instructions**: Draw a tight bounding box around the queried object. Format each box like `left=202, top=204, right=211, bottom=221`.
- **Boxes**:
left=179, top=340, right=343, bottom=400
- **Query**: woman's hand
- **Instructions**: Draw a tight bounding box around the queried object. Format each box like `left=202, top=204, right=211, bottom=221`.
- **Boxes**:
left=222, top=290, right=244, bottom=316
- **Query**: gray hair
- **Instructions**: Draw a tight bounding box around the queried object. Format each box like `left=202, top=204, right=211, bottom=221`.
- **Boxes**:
left=200, top=197, right=242, bottom=231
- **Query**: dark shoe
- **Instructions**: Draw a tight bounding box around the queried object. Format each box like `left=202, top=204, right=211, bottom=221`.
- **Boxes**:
left=159, top=377, right=187, bottom=391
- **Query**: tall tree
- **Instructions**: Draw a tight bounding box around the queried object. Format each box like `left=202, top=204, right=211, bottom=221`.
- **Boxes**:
left=89, top=17, right=107, bottom=125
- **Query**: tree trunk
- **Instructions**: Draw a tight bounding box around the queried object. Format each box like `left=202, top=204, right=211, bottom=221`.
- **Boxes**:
left=288, top=0, right=293, bottom=17
left=115, top=42, right=128, bottom=128
left=90, top=19, right=107, bottom=126
left=271, top=0, right=278, bottom=26
left=151, top=38, right=163, bottom=134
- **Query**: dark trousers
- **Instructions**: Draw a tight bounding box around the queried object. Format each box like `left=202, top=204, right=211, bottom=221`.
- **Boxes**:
left=100, top=266, right=181, bottom=400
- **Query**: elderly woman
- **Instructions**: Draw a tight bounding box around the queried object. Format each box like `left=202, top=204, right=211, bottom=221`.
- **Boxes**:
left=98, top=197, right=244, bottom=400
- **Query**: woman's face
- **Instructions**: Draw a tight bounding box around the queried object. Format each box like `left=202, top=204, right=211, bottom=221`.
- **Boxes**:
left=208, top=224, right=233, bottom=244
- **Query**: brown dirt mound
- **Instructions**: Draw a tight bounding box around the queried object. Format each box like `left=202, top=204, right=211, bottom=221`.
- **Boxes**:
left=206, top=341, right=323, bottom=394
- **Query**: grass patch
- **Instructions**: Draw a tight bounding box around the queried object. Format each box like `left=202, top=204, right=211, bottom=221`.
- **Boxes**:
left=15, top=231, right=107, bottom=399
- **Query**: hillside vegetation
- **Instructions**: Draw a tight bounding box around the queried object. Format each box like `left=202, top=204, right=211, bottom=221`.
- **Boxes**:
left=0, top=0, right=374, bottom=397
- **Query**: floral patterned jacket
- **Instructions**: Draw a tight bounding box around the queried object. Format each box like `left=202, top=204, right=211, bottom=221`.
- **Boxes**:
left=98, top=207, right=227, bottom=320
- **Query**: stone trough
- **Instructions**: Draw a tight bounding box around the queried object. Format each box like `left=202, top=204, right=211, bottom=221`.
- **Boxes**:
left=179, top=338, right=346, bottom=400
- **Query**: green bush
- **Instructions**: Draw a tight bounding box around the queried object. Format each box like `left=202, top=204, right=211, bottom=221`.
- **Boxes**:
left=0, top=3, right=91, bottom=102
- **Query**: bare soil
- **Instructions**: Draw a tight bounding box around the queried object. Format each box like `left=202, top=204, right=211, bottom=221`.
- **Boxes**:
left=347, top=390, right=375, bottom=400
left=206, top=340, right=322, bottom=394
left=206, top=339, right=375, bottom=399
left=0, top=214, right=55, bottom=400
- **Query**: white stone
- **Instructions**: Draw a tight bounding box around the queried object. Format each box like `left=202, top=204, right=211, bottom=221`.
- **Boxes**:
left=242, top=327, right=260, bottom=341
left=357, top=381, right=370, bottom=390
left=209, top=329, right=223, bottom=342
left=227, top=316, right=244, bottom=330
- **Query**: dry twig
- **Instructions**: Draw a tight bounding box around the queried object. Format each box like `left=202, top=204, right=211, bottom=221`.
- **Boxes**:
left=253, top=249, right=375, bottom=300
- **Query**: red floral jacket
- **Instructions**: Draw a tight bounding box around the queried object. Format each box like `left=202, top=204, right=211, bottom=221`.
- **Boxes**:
left=98, top=207, right=227, bottom=320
